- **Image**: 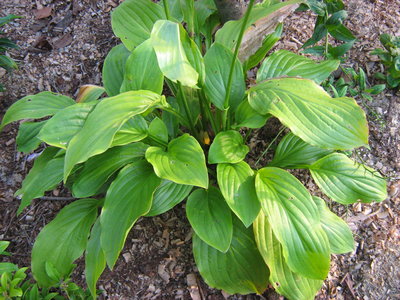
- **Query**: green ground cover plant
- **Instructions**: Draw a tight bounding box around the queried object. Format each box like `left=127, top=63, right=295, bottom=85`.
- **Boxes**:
left=0, top=0, right=387, bottom=299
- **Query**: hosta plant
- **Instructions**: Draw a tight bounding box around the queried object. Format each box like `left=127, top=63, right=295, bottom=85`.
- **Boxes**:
left=0, top=0, right=387, bottom=299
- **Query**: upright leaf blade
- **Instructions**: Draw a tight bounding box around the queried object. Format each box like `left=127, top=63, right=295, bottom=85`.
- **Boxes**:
left=234, top=100, right=270, bottom=129
left=193, top=218, right=269, bottom=295
left=72, top=143, right=148, bottom=198
left=312, top=197, right=354, bottom=254
left=32, top=199, right=98, bottom=287
left=248, top=78, right=369, bottom=150
left=111, top=0, right=165, bottom=51
left=16, top=121, right=45, bottom=153
left=309, top=153, right=387, bottom=204
left=64, top=91, right=164, bottom=180
left=0, top=92, right=75, bottom=131
left=257, top=50, right=339, bottom=84
left=255, top=167, right=330, bottom=280
left=270, top=133, right=333, bottom=168
left=102, top=44, right=130, bottom=97
left=217, top=162, right=260, bottom=227
left=100, top=161, right=161, bottom=268
left=111, top=115, right=148, bottom=147
left=150, top=20, right=198, bottom=87
left=204, top=43, right=245, bottom=110
left=208, top=130, right=249, bottom=164
left=145, top=134, right=208, bottom=188
left=120, top=40, right=164, bottom=94
left=254, top=212, right=323, bottom=300
left=186, top=187, right=233, bottom=252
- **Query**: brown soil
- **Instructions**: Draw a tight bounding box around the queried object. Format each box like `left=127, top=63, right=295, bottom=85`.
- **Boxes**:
left=0, top=0, right=399, bottom=299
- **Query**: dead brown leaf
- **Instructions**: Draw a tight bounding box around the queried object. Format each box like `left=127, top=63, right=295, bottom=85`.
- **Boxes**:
left=34, top=7, right=52, bottom=19
left=52, top=33, right=73, bottom=49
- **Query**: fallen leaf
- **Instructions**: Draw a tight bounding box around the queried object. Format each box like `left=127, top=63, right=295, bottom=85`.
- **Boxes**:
left=34, top=7, right=52, bottom=19
left=52, top=33, right=73, bottom=49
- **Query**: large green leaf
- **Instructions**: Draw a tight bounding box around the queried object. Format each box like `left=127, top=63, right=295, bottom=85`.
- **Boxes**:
left=150, top=20, right=198, bottom=87
left=208, top=130, right=249, bottom=164
left=234, top=100, right=270, bottom=129
left=309, top=153, right=387, bottom=204
left=0, top=92, right=75, bottom=131
left=248, top=78, right=369, bottom=150
left=193, top=218, right=269, bottom=295
left=217, top=162, right=260, bottom=227
left=203, top=43, right=245, bottom=110
left=146, top=180, right=192, bottom=216
left=145, top=134, right=208, bottom=188
left=64, top=91, right=165, bottom=179
left=120, top=40, right=164, bottom=94
left=15, top=148, right=64, bottom=214
left=269, top=132, right=333, bottom=168
left=254, top=212, right=323, bottom=300
left=257, top=50, right=339, bottom=84
left=102, top=44, right=130, bottom=97
left=38, top=102, right=97, bottom=149
left=312, top=196, right=354, bottom=254
left=148, top=117, right=169, bottom=144
left=85, top=219, right=106, bottom=299
left=100, top=160, right=161, bottom=268
left=255, top=167, right=330, bottom=280
left=16, top=121, right=45, bottom=153
left=76, top=85, right=105, bottom=103
left=32, top=198, right=98, bottom=287
left=72, top=143, right=148, bottom=198
left=111, top=0, right=165, bottom=51
left=186, top=187, right=233, bottom=252
left=111, top=115, right=148, bottom=147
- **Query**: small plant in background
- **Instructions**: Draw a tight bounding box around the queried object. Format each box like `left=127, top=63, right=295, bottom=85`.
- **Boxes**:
left=0, top=0, right=387, bottom=299
left=372, top=33, right=400, bottom=89
left=299, top=0, right=356, bottom=60
left=0, top=241, right=93, bottom=300
left=0, top=14, right=21, bottom=92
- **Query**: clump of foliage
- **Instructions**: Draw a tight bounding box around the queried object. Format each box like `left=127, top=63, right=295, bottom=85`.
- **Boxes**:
left=0, top=14, right=20, bottom=91
left=0, top=241, right=92, bottom=299
left=0, top=0, right=387, bottom=299
left=372, top=33, right=400, bottom=89
left=299, top=0, right=356, bottom=60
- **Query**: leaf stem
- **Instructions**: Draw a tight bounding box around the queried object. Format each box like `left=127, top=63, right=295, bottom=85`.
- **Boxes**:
left=255, top=127, right=285, bottom=167
left=222, top=0, right=255, bottom=130
left=163, top=0, right=171, bottom=20
left=177, top=81, right=196, bottom=136
left=197, top=89, right=218, bottom=135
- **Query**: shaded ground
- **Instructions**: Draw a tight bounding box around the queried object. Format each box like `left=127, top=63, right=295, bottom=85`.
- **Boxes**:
left=0, top=0, right=399, bottom=299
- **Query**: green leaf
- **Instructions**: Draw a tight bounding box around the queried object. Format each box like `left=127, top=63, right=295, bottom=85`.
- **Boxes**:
left=270, top=132, right=333, bottom=168
left=72, top=142, right=148, bottom=198
left=208, top=130, right=249, bottom=164
left=120, top=40, right=164, bottom=94
left=234, top=100, right=270, bottom=129
left=111, top=0, right=165, bottom=51
left=150, top=20, right=198, bottom=87
left=64, top=91, right=165, bottom=180
left=312, top=196, right=354, bottom=254
left=146, top=180, right=192, bottom=216
left=186, top=187, right=233, bottom=252
left=244, top=23, right=283, bottom=71
left=16, top=121, right=45, bottom=153
left=16, top=148, right=64, bottom=214
left=102, top=44, right=131, bottom=97
left=204, top=43, right=245, bottom=110
left=309, top=153, right=387, bottom=204
left=85, top=219, right=106, bottom=299
left=145, top=134, right=208, bottom=188
left=255, top=167, right=330, bottom=280
left=193, top=217, right=269, bottom=295
left=0, top=263, right=18, bottom=275
left=248, top=78, right=369, bottom=150
left=253, top=212, right=323, bottom=300
left=217, top=162, right=260, bottom=227
left=257, top=50, right=339, bottom=84
left=38, top=102, right=97, bottom=149
left=32, top=198, right=98, bottom=287
left=0, top=92, right=75, bottom=131
left=0, top=14, right=22, bottom=27
left=111, top=115, right=148, bottom=147
left=327, top=24, right=356, bottom=42
left=148, top=117, right=169, bottom=144
left=0, top=54, right=17, bottom=70
left=100, top=161, right=161, bottom=268
left=0, top=241, right=9, bottom=254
